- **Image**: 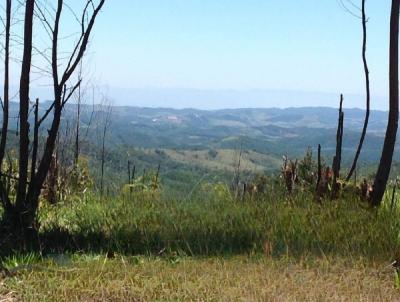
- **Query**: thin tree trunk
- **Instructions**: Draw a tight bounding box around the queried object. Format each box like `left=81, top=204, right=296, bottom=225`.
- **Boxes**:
left=333, top=94, right=344, bottom=177
left=74, top=100, right=81, bottom=167
left=27, top=0, right=65, bottom=206
left=316, top=144, right=322, bottom=192
left=100, top=128, right=106, bottom=198
left=74, top=65, right=82, bottom=168
left=0, top=0, right=11, bottom=171
left=346, top=0, right=370, bottom=181
left=27, top=98, right=62, bottom=211
left=16, top=0, right=35, bottom=213
left=332, top=95, right=344, bottom=199
left=0, top=0, right=12, bottom=212
left=371, top=0, right=400, bottom=206
left=30, top=98, right=39, bottom=183
left=99, top=100, right=112, bottom=198
left=27, top=0, right=105, bottom=213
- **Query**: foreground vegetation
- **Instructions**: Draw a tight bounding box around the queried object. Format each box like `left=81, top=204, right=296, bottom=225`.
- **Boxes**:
left=0, top=185, right=397, bottom=259
left=1, top=255, right=398, bottom=301
left=1, top=183, right=400, bottom=300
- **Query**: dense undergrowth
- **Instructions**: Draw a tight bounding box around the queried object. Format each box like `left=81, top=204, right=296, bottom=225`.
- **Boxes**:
left=1, top=182, right=399, bottom=261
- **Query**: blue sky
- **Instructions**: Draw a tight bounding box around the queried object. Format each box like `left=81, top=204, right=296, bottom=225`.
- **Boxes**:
left=86, top=1, right=390, bottom=109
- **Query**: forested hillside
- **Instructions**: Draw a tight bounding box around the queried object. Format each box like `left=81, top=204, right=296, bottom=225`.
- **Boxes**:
left=53, top=104, right=395, bottom=192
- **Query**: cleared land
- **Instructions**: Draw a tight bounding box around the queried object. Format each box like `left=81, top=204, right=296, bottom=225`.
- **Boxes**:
left=162, top=148, right=281, bottom=172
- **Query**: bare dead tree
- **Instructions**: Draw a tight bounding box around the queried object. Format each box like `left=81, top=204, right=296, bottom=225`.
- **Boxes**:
left=332, top=94, right=344, bottom=199
left=15, top=0, right=35, bottom=213
left=0, top=0, right=11, bottom=171
left=84, top=86, right=96, bottom=140
left=30, top=98, right=39, bottom=184
left=316, top=144, right=322, bottom=192
left=99, top=99, right=112, bottom=199
left=74, top=63, right=84, bottom=168
left=28, top=0, right=105, bottom=220
left=346, top=0, right=370, bottom=181
left=0, top=0, right=12, bottom=212
left=371, top=0, right=400, bottom=207
left=332, top=95, right=344, bottom=177
left=1, top=0, right=106, bottom=237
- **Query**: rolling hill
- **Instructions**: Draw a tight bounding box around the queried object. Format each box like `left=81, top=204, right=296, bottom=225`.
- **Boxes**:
left=1, top=103, right=394, bottom=192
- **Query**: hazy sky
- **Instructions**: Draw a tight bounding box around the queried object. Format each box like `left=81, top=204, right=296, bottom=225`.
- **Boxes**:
left=43, top=1, right=395, bottom=109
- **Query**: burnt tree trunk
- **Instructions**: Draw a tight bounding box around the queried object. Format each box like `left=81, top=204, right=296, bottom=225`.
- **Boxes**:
left=74, top=66, right=82, bottom=168
left=332, top=95, right=344, bottom=199
left=26, top=0, right=105, bottom=221
left=0, top=0, right=12, bottom=212
left=30, top=98, right=39, bottom=183
left=0, top=0, right=11, bottom=171
left=371, top=0, right=400, bottom=207
left=346, top=0, right=370, bottom=182
left=316, top=144, right=322, bottom=192
left=16, top=0, right=35, bottom=226
left=99, top=104, right=112, bottom=199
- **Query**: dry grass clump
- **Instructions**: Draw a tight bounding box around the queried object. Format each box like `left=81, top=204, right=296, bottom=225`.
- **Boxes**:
left=1, top=256, right=398, bottom=302
left=0, top=291, right=16, bottom=302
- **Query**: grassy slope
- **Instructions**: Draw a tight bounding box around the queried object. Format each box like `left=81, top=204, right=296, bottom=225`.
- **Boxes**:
left=163, top=148, right=281, bottom=173
left=2, top=186, right=400, bottom=301
left=28, top=190, right=399, bottom=259
left=1, top=256, right=398, bottom=301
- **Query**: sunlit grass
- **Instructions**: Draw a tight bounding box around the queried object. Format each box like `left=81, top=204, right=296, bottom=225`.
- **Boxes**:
left=1, top=255, right=398, bottom=302
left=30, top=188, right=400, bottom=260
left=2, top=186, right=400, bottom=300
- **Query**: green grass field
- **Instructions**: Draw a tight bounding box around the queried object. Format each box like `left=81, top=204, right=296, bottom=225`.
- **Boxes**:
left=1, top=185, right=400, bottom=301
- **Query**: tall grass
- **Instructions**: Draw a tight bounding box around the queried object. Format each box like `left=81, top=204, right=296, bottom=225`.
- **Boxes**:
left=29, top=185, right=400, bottom=260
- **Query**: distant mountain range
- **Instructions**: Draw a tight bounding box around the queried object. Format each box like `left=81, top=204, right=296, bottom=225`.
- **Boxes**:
left=1, top=103, right=395, bottom=185
left=78, top=105, right=391, bottom=167
left=105, top=88, right=389, bottom=110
